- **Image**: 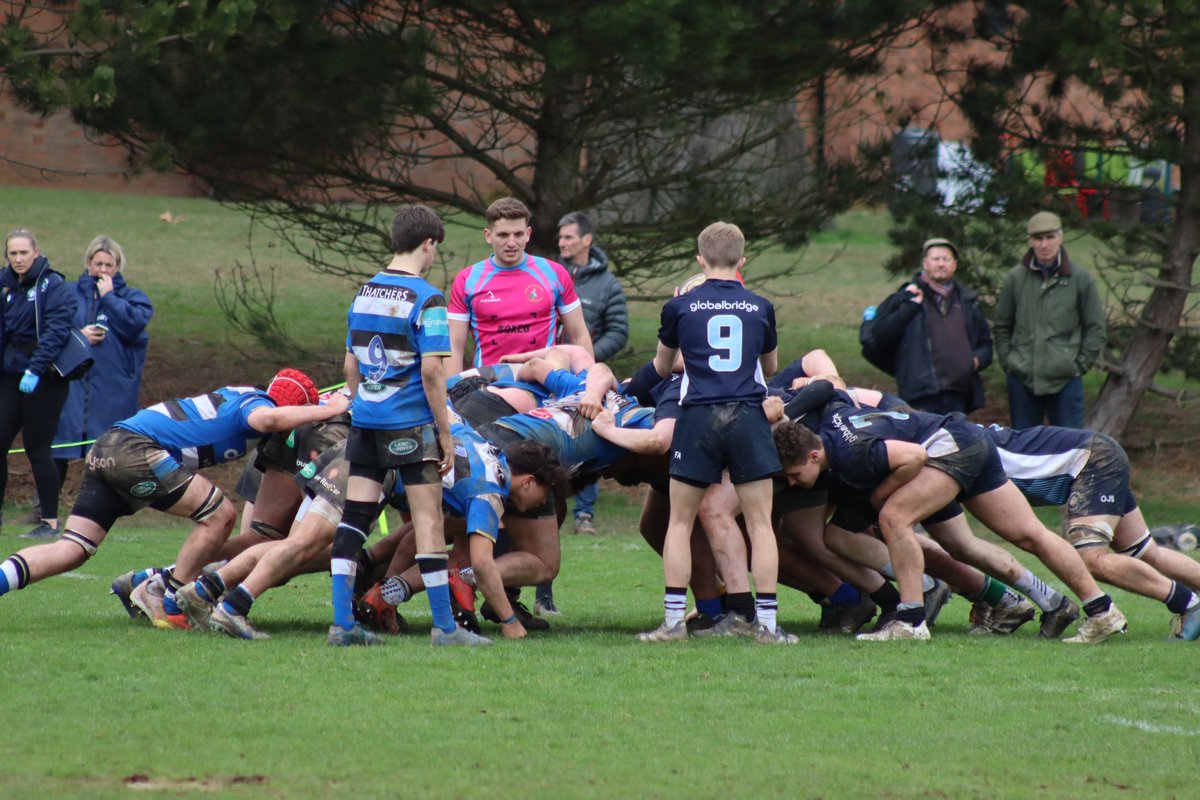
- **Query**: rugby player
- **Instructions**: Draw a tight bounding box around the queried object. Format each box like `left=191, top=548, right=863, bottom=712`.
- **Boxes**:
left=641, top=221, right=792, bottom=644
left=774, top=390, right=1127, bottom=643
left=0, top=370, right=346, bottom=615
left=988, top=424, right=1200, bottom=641
left=329, top=204, right=486, bottom=647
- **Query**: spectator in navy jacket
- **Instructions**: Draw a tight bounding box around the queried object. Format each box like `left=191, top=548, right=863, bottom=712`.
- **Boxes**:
left=52, top=236, right=153, bottom=496
left=0, top=229, right=80, bottom=538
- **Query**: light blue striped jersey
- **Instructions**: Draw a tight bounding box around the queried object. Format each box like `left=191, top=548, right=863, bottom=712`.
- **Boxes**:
left=116, top=386, right=273, bottom=468
left=391, top=422, right=510, bottom=541
left=346, top=270, right=450, bottom=429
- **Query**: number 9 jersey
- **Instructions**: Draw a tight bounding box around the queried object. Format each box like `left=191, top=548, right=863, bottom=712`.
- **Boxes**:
left=657, top=278, right=777, bottom=405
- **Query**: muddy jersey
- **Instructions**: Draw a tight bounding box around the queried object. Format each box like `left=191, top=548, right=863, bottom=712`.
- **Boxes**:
left=346, top=270, right=450, bottom=429
left=115, top=386, right=272, bottom=469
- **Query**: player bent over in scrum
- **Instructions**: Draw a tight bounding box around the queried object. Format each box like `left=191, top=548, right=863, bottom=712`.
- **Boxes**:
left=989, top=424, right=1200, bottom=641
left=0, top=371, right=348, bottom=626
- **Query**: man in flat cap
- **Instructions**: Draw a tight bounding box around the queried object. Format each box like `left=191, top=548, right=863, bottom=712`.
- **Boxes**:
left=993, top=211, right=1106, bottom=429
left=860, top=237, right=992, bottom=414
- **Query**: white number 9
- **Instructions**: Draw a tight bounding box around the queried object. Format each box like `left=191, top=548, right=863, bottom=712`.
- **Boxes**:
left=366, top=335, right=388, bottom=381
left=707, top=314, right=743, bottom=372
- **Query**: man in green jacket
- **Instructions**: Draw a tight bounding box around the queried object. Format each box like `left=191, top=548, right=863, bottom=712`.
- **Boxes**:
left=993, top=211, right=1106, bottom=429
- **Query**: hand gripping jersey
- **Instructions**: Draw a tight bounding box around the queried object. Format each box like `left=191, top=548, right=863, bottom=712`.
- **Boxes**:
left=391, top=422, right=510, bottom=541
left=493, top=388, right=655, bottom=472
left=658, top=279, right=777, bottom=405
left=116, top=386, right=274, bottom=468
left=448, top=255, right=581, bottom=367
left=346, top=271, right=451, bottom=429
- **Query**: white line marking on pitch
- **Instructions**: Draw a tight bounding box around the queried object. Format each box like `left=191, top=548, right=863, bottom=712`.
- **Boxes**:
left=1102, top=716, right=1200, bottom=736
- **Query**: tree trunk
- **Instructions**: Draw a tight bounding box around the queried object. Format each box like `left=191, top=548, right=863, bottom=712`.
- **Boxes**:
left=1090, top=80, right=1200, bottom=439
left=528, top=71, right=586, bottom=258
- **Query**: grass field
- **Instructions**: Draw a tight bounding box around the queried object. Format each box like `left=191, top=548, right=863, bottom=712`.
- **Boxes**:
left=1, top=505, right=1199, bottom=799
left=3, top=184, right=1200, bottom=798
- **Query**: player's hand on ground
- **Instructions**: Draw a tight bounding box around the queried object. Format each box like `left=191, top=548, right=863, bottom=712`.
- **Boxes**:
left=502, top=620, right=527, bottom=639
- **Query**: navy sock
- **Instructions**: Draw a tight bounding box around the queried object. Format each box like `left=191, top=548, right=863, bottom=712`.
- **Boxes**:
left=725, top=591, right=756, bottom=621
left=1083, top=594, right=1113, bottom=617
left=1165, top=581, right=1194, bottom=614
left=222, top=585, right=256, bottom=617
left=828, top=582, right=861, bottom=607
left=870, top=582, right=901, bottom=614
left=695, top=596, right=723, bottom=618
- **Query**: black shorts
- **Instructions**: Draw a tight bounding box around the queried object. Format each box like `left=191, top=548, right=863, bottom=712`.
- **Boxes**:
left=669, top=402, right=781, bottom=486
left=346, top=423, right=442, bottom=482
left=234, top=459, right=263, bottom=503
left=773, top=474, right=829, bottom=515
left=925, top=421, right=1007, bottom=499
left=255, top=417, right=350, bottom=475
left=451, top=387, right=519, bottom=429
left=73, top=429, right=194, bottom=529
left=828, top=493, right=965, bottom=533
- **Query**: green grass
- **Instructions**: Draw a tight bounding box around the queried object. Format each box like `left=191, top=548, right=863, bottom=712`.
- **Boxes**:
left=2, top=509, right=1199, bottom=799
left=4, top=185, right=1200, bottom=797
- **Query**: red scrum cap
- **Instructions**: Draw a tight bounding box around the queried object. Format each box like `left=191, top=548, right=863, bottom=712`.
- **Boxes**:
left=267, top=368, right=319, bottom=407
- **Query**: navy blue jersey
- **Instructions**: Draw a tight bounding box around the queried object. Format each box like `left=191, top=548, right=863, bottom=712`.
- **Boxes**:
left=818, top=404, right=976, bottom=491
left=117, top=386, right=273, bottom=468
left=985, top=424, right=1094, bottom=505
left=346, top=270, right=450, bottom=429
left=658, top=279, right=776, bottom=405
left=651, top=374, right=684, bottom=422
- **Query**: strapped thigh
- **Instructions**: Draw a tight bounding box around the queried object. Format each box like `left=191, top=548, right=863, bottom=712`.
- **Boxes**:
left=190, top=485, right=226, bottom=523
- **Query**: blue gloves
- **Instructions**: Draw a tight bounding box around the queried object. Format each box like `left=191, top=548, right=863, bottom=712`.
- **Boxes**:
left=19, top=371, right=39, bottom=393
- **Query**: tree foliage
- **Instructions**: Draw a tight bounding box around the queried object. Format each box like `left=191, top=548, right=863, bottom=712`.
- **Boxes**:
left=2, top=0, right=934, bottom=294
left=886, top=1, right=1200, bottom=438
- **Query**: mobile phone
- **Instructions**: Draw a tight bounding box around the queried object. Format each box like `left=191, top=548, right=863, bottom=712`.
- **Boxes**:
left=94, top=322, right=109, bottom=332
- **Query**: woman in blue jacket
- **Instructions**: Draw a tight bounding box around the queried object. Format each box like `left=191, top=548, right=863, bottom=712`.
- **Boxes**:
left=52, top=236, right=153, bottom=495
left=0, top=229, right=80, bottom=538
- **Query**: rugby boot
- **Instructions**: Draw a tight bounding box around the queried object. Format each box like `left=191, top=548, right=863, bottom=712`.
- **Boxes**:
left=923, top=579, right=952, bottom=628
left=1038, top=596, right=1081, bottom=639
left=1064, top=604, right=1128, bottom=644
left=1171, top=603, right=1200, bottom=642
left=110, top=570, right=145, bottom=620
left=636, top=621, right=688, bottom=642
left=690, top=611, right=755, bottom=639
left=986, top=597, right=1037, bottom=635
left=534, top=596, right=561, bottom=617
left=449, top=569, right=476, bottom=612
left=431, top=625, right=493, bottom=647
left=856, top=619, right=931, bottom=641
left=754, top=623, right=800, bottom=645
left=174, top=583, right=215, bottom=630
left=685, top=611, right=717, bottom=635
left=820, top=595, right=878, bottom=635
left=481, top=598, right=549, bottom=631
left=327, top=623, right=383, bottom=647
left=129, top=578, right=168, bottom=625
left=209, top=605, right=270, bottom=641
left=355, top=584, right=407, bottom=635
